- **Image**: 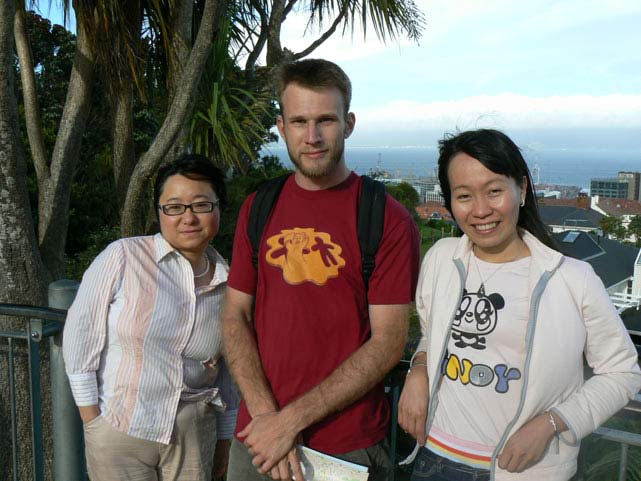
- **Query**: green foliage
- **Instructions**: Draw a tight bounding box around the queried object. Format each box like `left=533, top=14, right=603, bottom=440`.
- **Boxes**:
left=190, top=21, right=276, bottom=169
left=404, top=219, right=461, bottom=353
left=385, top=182, right=420, bottom=216
left=66, top=225, right=122, bottom=280
left=305, top=0, right=425, bottom=44
left=214, top=156, right=291, bottom=260
left=628, top=215, right=641, bottom=246
left=66, top=148, right=120, bottom=256
left=415, top=218, right=459, bottom=257
left=600, top=215, right=626, bottom=240
left=15, top=12, right=76, bottom=163
left=21, top=12, right=76, bottom=151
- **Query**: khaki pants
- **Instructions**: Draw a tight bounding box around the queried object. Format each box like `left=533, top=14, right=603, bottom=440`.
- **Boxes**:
left=83, top=401, right=217, bottom=481
left=227, top=437, right=391, bottom=481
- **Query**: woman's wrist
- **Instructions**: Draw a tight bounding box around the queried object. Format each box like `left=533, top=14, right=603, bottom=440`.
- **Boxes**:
left=546, top=411, right=559, bottom=437
left=78, top=405, right=100, bottom=423
left=407, top=352, right=428, bottom=376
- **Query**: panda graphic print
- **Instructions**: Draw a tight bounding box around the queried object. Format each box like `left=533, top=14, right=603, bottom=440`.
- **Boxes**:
left=452, top=285, right=504, bottom=350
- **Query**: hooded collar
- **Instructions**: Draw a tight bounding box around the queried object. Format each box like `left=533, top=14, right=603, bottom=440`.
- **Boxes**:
left=452, top=228, right=564, bottom=275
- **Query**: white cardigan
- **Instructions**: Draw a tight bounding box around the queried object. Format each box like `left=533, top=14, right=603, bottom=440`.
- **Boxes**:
left=411, top=230, right=641, bottom=481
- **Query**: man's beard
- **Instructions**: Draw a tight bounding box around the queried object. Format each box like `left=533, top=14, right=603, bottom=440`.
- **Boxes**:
left=287, top=143, right=345, bottom=179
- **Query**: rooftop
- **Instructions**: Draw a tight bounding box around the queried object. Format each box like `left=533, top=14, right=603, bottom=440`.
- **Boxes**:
left=415, top=202, right=452, bottom=221
left=552, top=230, right=640, bottom=289
left=594, top=197, right=641, bottom=217
left=539, top=205, right=603, bottom=230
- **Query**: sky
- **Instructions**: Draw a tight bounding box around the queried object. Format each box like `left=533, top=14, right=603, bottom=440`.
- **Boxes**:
left=45, top=0, right=641, bottom=150
left=274, top=0, right=641, bottom=149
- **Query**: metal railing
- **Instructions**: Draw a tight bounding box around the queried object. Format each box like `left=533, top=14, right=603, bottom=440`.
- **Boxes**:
left=1, top=304, right=64, bottom=481
left=1, top=281, right=639, bottom=481
left=0, top=280, right=84, bottom=481
left=592, top=426, right=641, bottom=481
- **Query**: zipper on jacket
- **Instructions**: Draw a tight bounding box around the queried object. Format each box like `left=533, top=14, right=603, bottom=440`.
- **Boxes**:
left=489, top=259, right=564, bottom=480
left=424, top=259, right=467, bottom=443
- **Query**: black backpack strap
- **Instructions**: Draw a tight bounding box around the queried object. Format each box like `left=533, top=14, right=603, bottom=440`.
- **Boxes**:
left=358, top=175, right=387, bottom=289
left=248, top=174, right=291, bottom=268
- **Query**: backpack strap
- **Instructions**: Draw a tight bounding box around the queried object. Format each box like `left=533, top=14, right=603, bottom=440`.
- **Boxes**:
left=358, top=175, right=387, bottom=289
left=248, top=173, right=291, bottom=268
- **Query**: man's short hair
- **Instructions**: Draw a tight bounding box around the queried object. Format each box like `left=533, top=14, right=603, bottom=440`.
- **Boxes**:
left=275, top=59, right=352, bottom=117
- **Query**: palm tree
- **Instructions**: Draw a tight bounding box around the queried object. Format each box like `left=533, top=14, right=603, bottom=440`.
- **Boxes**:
left=190, top=19, right=276, bottom=171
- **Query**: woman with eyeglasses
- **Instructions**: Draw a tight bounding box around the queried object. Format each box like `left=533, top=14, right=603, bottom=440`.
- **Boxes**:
left=398, top=129, right=641, bottom=481
left=63, top=154, right=238, bottom=481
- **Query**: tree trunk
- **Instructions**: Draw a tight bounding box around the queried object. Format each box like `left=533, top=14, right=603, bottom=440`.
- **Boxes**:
left=265, top=0, right=286, bottom=66
left=1, top=1, right=49, bottom=479
left=167, top=0, right=195, bottom=161
left=121, top=0, right=226, bottom=237
left=37, top=1, right=96, bottom=280
left=112, top=83, right=137, bottom=211
left=0, top=2, right=46, bottom=306
left=111, top=0, right=142, bottom=212
left=14, top=7, right=49, bottom=184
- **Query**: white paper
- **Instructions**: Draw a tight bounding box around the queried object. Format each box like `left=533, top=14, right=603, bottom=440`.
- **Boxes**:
left=295, top=445, right=370, bottom=481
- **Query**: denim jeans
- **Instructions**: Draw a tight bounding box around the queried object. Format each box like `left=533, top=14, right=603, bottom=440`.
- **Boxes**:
left=411, top=448, right=490, bottom=481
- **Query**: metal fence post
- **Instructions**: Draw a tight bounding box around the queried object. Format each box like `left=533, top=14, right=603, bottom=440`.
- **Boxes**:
left=48, top=280, right=86, bottom=481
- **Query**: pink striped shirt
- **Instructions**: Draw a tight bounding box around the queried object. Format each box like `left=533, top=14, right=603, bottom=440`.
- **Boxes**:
left=63, top=234, right=237, bottom=444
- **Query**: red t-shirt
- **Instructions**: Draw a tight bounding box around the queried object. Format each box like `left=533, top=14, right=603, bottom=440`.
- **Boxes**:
left=228, top=173, right=420, bottom=453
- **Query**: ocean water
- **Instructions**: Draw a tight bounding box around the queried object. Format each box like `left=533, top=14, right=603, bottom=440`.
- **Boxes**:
left=261, top=145, right=641, bottom=190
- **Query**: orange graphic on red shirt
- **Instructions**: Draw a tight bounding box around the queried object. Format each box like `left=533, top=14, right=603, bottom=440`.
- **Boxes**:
left=265, top=228, right=345, bottom=285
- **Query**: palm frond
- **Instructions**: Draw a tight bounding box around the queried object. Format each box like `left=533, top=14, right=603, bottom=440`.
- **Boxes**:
left=189, top=18, right=275, bottom=169
left=304, top=0, right=424, bottom=43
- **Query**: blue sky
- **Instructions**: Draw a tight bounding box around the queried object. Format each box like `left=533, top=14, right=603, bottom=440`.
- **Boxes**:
left=45, top=1, right=641, bottom=149
left=278, top=0, right=641, bottom=148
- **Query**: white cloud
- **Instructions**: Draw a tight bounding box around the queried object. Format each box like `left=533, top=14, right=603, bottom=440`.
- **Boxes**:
left=356, top=94, right=641, bottom=130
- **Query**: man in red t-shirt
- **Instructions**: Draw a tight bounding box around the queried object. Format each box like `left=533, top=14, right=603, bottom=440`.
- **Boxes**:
left=223, top=59, right=419, bottom=481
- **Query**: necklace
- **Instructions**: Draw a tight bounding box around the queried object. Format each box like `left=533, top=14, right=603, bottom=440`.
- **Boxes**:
left=472, top=245, right=527, bottom=294
left=193, top=255, right=210, bottom=278
left=472, top=253, right=507, bottom=294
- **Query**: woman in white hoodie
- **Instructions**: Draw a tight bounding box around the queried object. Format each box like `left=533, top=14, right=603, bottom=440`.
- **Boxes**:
left=399, top=129, right=641, bottom=481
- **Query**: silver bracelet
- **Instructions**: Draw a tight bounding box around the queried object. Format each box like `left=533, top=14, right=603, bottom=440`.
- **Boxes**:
left=407, top=362, right=428, bottom=375
left=547, top=412, right=559, bottom=436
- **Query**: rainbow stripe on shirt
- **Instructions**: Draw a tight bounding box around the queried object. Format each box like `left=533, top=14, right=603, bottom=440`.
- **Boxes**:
left=426, top=425, right=493, bottom=469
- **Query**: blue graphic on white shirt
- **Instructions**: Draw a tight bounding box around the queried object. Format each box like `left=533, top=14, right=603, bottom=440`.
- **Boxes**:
left=440, top=354, right=522, bottom=394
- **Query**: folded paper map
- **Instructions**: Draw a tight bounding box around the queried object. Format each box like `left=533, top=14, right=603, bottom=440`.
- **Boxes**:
left=295, top=445, right=370, bottom=481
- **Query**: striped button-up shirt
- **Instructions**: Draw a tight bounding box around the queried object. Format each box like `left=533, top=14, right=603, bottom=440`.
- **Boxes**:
left=63, top=234, right=238, bottom=444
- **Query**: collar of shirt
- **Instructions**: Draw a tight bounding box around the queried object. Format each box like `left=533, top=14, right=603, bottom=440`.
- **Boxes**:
left=153, top=233, right=229, bottom=292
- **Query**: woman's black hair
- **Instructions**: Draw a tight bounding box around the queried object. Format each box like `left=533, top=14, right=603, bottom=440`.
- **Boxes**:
left=437, top=129, right=556, bottom=249
left=154, top=154, right=228, bottom=215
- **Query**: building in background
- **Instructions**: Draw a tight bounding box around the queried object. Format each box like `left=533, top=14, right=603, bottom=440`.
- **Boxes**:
left=590, top=171, right=641, bottom=200
left=590, top=177, right=631, bottom=199
left=405, top=177, right=442, bottom=203
left=619, top=171, right=641, bottom=201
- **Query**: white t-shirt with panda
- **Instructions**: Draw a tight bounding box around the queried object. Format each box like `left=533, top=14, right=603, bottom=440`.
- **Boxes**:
left=426, top=253, right=531, bottom=469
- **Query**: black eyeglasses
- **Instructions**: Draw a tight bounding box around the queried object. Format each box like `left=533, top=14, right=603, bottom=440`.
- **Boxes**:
left=158, top=201, right=219, bottom=216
